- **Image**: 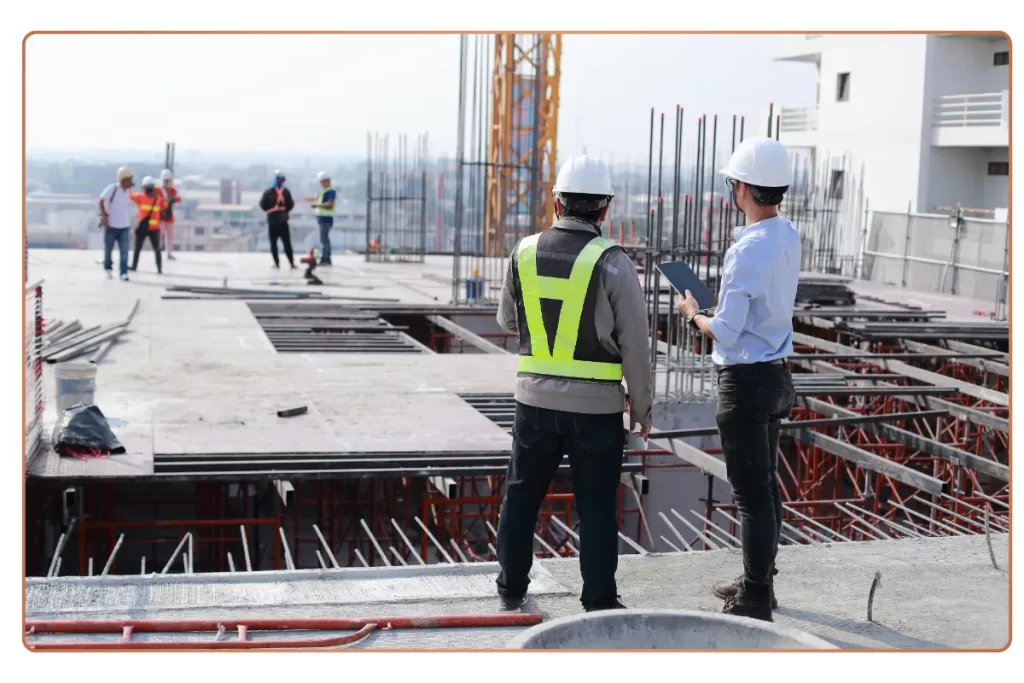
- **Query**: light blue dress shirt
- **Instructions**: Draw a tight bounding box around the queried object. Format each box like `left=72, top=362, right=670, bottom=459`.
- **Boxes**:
left=708, top=215, right=802, bottom=366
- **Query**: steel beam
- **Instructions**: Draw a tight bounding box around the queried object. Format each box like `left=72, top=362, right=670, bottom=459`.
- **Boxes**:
left=800, top=397, right=1008, bottom=482
left=653, top=437, right=728, bottom=481
left=790, top=427, right=948, bottom=495
left=426, top=315, right=509, bottom=354
left=901, top=339, right=1009, bottom=378
left=793, top=331, right=1008, bottom=407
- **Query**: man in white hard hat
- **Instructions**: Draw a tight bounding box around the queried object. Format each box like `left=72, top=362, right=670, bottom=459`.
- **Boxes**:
left=259, top=170, right=297, bottom=269
left=99, top=167, right=135, bottom=280
left=306, top=171, right=336, bottom=266
left=495, top=155, right=652, bottom=613
left=675, top=136, right=800, bottom=622
left=157, top=169, right=181, bottom=261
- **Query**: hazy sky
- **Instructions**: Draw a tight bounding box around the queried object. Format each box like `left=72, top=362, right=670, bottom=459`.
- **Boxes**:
left=25, top=33, right=816, bottom=162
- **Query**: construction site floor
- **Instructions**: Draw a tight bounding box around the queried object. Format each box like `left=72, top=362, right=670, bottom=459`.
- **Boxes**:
left=26, top=533, right=1009, bottom=650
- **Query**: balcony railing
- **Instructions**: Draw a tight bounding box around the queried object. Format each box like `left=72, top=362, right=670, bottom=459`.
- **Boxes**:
left=779, top=106, right=818, bottom=133
left=933, top=91, right=1008, bottom=127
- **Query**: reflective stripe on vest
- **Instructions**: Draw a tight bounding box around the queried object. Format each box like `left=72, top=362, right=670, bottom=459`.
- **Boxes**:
left=516, top=233, right=623, bottom=382
left=137, top=198, right=162, bottom=229
left=267, top=187, right=287, bottom=213
left=314, top=187, right=335, bottom=217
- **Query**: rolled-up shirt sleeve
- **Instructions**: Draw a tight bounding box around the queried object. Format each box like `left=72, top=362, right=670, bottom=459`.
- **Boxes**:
left=708, top=247, right=760, bottom=349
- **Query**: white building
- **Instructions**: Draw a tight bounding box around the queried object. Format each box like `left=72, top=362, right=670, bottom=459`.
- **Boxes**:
left=774, top=34, right=1009, bottom=214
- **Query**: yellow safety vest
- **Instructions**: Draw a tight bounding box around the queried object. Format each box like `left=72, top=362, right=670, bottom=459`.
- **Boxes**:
left=516, top=233, right=623, bottom=382
left=314, top=187, right=335, bottom=218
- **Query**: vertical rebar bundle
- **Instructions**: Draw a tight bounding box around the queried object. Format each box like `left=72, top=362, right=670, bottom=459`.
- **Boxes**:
left=365, top=131, right=429, bottom=264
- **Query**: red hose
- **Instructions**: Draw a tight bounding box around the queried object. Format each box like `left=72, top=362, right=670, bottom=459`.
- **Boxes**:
left=25, top=613, right=543, bottom=650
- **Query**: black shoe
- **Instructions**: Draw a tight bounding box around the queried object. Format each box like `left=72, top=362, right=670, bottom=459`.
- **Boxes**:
left=712, top=576, right=778, bottom=609
left=723, top=590, right=773, bottom=622
left=272, top=263, right=280, bottom=269
left=167, top=254, right=176, bottom=261
left=584, top=597, right=627, bottom=612
left=499, top=594, right=528, bottom=611
left=289, top=263, right=298, bottom=270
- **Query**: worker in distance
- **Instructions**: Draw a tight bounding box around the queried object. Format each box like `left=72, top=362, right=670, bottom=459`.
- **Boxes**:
left=675, top=136, right=800, bottom=621
left=495, top=155, right=653, bottom=613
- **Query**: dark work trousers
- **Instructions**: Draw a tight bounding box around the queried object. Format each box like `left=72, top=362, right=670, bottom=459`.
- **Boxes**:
left=317, top=217, right=333, bottom=263
left=496, top=401, right=625, bottom=608
left=715, top=360, right=796, bottom=597
left=131, top=225, right=162, bottom=273
left=269, top=221, right=295, bottom=267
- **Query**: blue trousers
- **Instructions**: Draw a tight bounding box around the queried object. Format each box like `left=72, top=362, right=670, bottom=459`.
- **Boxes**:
left=103, top=227, right=131, bottom=276
left=317, top=218, right=333, bottom=263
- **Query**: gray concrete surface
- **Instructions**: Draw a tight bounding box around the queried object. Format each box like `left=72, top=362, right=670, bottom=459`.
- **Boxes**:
left=26, top=533, right=1010, bottom=650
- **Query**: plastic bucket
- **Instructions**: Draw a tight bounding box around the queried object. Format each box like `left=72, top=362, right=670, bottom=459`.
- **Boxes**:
left=506, top=609, right=837, bottom=650
left=55, top=361, right=98, bottom=415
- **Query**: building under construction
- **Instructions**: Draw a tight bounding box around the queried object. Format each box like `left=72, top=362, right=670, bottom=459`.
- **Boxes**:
left=22, top=34, right=1009, bottom=650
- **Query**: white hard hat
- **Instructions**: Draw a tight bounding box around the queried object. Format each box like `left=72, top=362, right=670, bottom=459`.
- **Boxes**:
left=552, top=155, right=615, bottom=198
left=141, top=175, right=156, bottom=188
left=116, top=166, right=133, bottom=182
left=274, top=169, right=285, bottom=178
left=317, top=171, right=330, bottom=182
left=719, top=137, right=792, bottom=188
left=160, top=169, right=173, bottom=181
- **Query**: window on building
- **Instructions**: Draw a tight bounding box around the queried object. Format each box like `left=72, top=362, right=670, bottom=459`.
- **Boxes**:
left=987, top=162, right=1009, bottom=176
left=194, top=227, right=205, bottom=236
left=213, top=227, right=221, bottom=235
left=993, top=51, right=1009, bottom=66
left=836, top=73, right=850, bottom=102
left=829, top=170, right=846, bottom=199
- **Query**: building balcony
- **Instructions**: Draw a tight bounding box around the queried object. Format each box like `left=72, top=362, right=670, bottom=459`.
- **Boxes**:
left=776, top=105, right=818, bottom=148
left=931, top=91, right=1009, bottom=147
left=773, top=34, right=823, bottom=63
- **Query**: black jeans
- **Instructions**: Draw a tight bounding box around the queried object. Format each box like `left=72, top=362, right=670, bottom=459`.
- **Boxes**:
left=715, top=361, right=795, bottom=595
left=131, top=225, right=162, bottom=272
left=496, top=402, right=625, bottom=608
left=269, top=222, right=295, bottom=266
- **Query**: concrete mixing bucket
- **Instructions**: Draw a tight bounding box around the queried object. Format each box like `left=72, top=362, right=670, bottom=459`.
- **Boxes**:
left=506, top=609, right=837, bottom=650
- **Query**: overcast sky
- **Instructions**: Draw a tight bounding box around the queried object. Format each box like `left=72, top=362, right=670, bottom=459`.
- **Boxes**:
left=25, top=33, right=817, bottom=163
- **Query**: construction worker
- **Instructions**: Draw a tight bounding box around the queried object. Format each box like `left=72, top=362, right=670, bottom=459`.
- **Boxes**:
left=495, top=155, right=652, bottom=613
left=129, top=175, right=167, bottom=274
left=157, top=168, right=181, bottom=261
left=307, top=171, right=336, bottom=266
left=99, top=167, right=135, bottom=280
left=675, top=137, right=800, bottom=622
left=259, top=170, right=296, bottom=269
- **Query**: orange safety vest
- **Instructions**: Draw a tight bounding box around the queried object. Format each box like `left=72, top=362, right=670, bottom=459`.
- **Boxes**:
left=266, top=187, right=287, bottom=213
left=131, top=192, right=167, bottom=231
left=158, top=187, right=179, bottom=223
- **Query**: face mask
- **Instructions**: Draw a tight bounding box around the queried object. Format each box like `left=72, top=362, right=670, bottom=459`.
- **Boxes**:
left=145, top=188, right=154, bottom=196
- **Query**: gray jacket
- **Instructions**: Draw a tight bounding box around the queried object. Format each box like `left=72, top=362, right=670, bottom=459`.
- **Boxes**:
left=497, top=217, right=653, bottom=426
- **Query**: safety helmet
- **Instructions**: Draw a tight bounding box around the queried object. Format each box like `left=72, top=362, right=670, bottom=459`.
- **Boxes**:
left=274, top=169, right=285, bottom=180
left=141, top=175, right=156, bottom=188
left=317, top=171, right=330, bottom=182
left=116, top=166, right=133, bottom=182
left=719, top=137, right=791, bottom=188
left=552, top=155, right=614, bottom=211
left=160, top=169, right=173, bottom=181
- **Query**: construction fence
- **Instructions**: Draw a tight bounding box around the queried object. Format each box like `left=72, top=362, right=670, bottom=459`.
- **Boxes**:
left=860, top=209, right=1009, bottom=318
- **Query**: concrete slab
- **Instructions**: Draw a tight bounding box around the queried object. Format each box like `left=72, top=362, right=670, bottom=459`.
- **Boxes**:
left=27, top=250, right=517, bottom=479
left=24, top=534, right=1010, bottom=650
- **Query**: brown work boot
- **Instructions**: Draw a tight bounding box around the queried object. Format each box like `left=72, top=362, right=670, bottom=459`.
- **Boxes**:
left=713, top=576, right=778, bottom=609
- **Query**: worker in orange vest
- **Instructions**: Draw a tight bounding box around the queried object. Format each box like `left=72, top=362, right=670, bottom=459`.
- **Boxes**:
left=130, top=176, right=168, bottom=274
left=157, top=169, right=182, bottom=261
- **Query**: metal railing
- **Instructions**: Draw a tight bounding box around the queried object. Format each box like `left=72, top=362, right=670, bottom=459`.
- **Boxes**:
left=933, top=92, right=1007, bottom=127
